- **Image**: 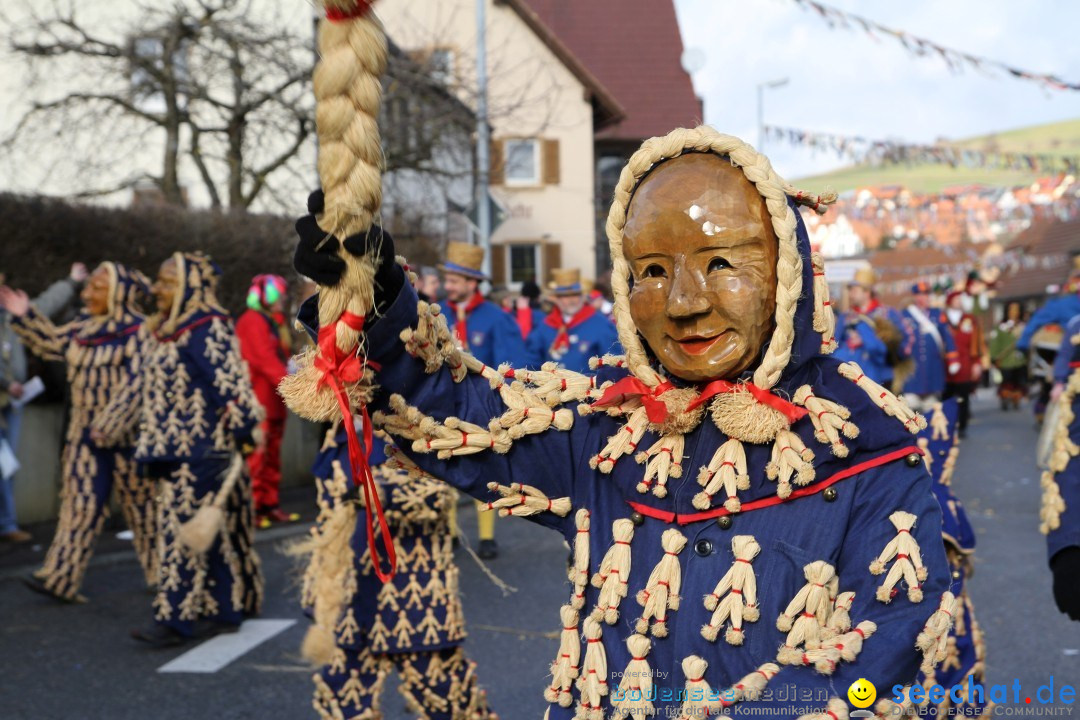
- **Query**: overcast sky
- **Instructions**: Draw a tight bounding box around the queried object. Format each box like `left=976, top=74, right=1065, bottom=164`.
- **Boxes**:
left=672, top=0, right=1080, bottom=179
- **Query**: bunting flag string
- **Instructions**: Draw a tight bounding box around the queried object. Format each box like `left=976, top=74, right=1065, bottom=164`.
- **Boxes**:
left=789, top=0, right=1080, bottom=92
left=764, top=125, right=1080, bottom=175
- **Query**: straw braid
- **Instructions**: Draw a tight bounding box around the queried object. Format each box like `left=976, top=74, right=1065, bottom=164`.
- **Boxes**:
left=677, top=656, right=724, bottom=719
left=280, top=2, right=387, bottom=422
left=605, top=126, right=834, bottom=392
left=634, top=434, right=685, bottom=497
left=870, top=511, right=928, bottom=603
left=811, top=252, right=838, bottom=354
left=701, top=535, right=761, bottom=645
left=776, top=561, right=836, bottom=652
left=1040, top=366, right=1079, bottom=533
left=575, top=616, right=608, bottom=720
left=480, top=481, right=571, bottom=518
left=634, top=528, right=688, bottom=637
left=544, top=604, right=581, bottom=707
left=838, top=361, right=927, bottom=434
left=793, top=385, right=859, bottom=457
left=610, top=634, right=654, bottom=719
left=591, top=519, right=635, bottom=625
left=917, top=592, right=959, bottom=675
left=570, top=509, right=591, bottom=609
left=695, top=437, right=750, bottom=511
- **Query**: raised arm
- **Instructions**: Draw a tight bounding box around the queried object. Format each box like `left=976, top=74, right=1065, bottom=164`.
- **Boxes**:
left=0, top=287, right=71, bottom=362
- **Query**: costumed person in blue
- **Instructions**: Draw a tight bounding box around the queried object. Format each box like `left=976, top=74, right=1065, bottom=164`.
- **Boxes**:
left=0, top=263, right=158, bottom=602
left=1039, top=318, right=1080, bottom=622
left=1016, top=263, right=1080, bottom=355
left=439, top=240, right=527, bottom=560
left=902, top=281, right=960, bottom=409
left=844, top=267, right=912, bottom=392
left=295, top=423, right=495, bottom=719
left=99, top=252, right=265, bottom=646
left=525, top=268, right=620, bottom=374
left=913, top=399, right=988, bottom=714
left=286, top=101, right=955, bottom=719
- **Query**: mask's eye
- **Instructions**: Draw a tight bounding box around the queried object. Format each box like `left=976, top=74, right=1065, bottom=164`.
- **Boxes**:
left=708, top=257, right=731, bottom=273
left=643, top=264, right=667, bottom=279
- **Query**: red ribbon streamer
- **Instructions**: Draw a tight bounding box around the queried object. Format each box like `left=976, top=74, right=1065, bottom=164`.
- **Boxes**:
left=325, top=1, right=374, bottom=22
left=315, top=311, right=396, bottom=583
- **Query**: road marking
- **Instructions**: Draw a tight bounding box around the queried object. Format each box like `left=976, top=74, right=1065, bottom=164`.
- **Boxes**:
left=157, top=619, right=297, bottom=674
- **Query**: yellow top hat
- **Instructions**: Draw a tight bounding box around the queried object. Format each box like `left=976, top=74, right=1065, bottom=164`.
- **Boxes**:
left=439, top=242, right=487, bottom=280
left=548, top=268, right=583, bottom=296
left=850, top=266, right=876, bottom=288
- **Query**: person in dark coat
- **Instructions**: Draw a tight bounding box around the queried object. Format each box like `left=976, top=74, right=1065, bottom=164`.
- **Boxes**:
left=290, top=128, right=953, bottom=719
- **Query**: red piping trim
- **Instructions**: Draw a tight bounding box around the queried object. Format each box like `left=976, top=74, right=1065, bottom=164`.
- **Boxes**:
left=628, top=445, right=923, bottom=525
left=75, top=323, right=141, bottom=346
left=154, top=314, right=223, bottom=342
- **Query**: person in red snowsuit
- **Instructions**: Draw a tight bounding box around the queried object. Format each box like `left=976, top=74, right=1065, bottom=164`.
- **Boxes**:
left=236, top=274, right=298, bottom=528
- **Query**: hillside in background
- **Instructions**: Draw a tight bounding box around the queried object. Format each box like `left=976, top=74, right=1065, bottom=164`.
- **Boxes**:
left=795, top=117, right=1080, bottom=194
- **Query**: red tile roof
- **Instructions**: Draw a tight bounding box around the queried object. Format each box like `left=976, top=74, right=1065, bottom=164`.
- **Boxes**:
left=511, top=0, right=702, bottom=141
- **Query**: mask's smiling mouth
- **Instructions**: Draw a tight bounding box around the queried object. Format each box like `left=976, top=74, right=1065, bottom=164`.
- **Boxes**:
left=672, top=330, right=730, bottom=356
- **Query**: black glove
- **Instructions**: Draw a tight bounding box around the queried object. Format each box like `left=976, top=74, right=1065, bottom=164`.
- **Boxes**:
left=1051, top=546, right=1080, bottom=620
left=293, top=190, right=403, bottom=306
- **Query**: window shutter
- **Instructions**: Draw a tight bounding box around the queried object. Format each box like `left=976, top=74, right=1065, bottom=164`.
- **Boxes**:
left=489, top=139, right=505, bottom=185
left=543, top=241, right=562, bottom=284
left=491, top=243, right=507, bottom=286
left=542, top=139, right=560, bottom=185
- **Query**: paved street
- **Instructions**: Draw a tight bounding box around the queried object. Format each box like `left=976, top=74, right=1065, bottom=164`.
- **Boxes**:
left=1, top=392, right=1076, bottom=719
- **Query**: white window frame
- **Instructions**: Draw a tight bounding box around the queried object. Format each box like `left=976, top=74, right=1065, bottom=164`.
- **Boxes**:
left=428, top=48, right=454, bottom=86
left=507, top=242, right=541, bottom=289
left=504, top=138, right=541, bottom=187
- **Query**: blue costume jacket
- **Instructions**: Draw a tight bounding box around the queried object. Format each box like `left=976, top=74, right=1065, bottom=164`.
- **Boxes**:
left=1017, top=293, right=1080, bottom=352
left=444, top=295, right=528, bottom=368
left=1045, top=329, right=1080, bottom=563
left=525, top=306, right=621, bottom=373
left=298, top=203, right=952, bottom=718
left=915, top=400, right=985, bottom=712
left=902, top=306, right=958, bottom=397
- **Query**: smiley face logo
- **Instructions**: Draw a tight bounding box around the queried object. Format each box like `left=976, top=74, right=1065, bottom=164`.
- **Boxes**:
left=848, top=678, right=876, bottom=709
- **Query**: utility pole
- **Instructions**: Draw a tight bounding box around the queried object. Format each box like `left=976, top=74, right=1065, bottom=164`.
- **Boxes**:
left=757, top=77, right=788, bottom=152
left=475, top=0, right=492, bottom=280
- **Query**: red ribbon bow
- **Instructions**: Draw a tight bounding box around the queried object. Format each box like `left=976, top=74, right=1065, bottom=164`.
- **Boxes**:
left=591, top=376, right=808, bottom=426
left=590, top=377, right=675, bottom=424
left=686, top=379, right=808, bottom=425
left=314, top=311, right=396, bottom=583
